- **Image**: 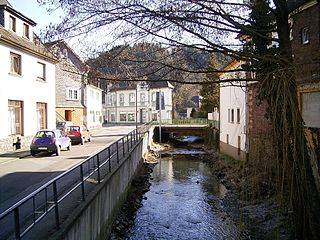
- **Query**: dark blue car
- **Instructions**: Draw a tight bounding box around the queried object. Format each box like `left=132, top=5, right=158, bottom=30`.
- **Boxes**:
left=30, top=129, right=72, bottom=156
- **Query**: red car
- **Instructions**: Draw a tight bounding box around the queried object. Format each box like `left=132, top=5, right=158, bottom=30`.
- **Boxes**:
left=66, top=125, right=91, bottom=145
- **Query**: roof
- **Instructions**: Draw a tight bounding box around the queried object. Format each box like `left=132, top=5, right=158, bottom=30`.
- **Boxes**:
left=45, top=40, right=87, bottom=71
left=149, top=81, right=174, bottom=89
left=0, top=26, right=57, bottom=63
left=0, top=0, right=36, bottom=26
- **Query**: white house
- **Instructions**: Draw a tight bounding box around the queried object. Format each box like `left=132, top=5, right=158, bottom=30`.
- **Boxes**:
left=105, top=81, right=174, bottom=124
left=219, top=60, right=248, bottom=160
left=0, top=0, right=57, bottom=153
left=85, top=84, right=103, bottom=128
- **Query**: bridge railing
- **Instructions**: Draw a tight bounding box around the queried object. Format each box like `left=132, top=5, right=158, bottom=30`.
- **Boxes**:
left=0, top=122, right=152, bottom=240
left=152, top=118, right=219, bottom=128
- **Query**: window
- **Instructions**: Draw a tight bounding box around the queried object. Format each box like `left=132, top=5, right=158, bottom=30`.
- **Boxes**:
left=36, top=102, right=47, bottom=130
left=23, top=23, right=29, bottom=38
left=231, top=109, right=234, bottom=123
left=67, top=88, right=79, bottom=100
left=152, top=92, right=156, bottom=102
left=302, top=92, right=320, bottom=128
left=140, top=93, right=145, bottom=106
left=111, top=113, right=115, bottom=122
left=96, top=92, right=99, bottom=101
left=90, top=111, right=95, bottom=122
left=237, top=108, right=240, bottom=123
left=128, top=113, right=135, bottom=121
left=301, top=27, right=309, bottom=45
left=37, top=62, right=46, bottom=81
left=8, top=100, right=23, bottom=135
left=10, top=52, right=21, bottom=75
left=119, top=93, right=124, bottom=106
left=129, top=93, right=135, bottom=106
left=120, top=113, right=127, bottom=121
left=228, top=109, right=230, bottom=123
left=112, top=94, right=116, bottom=106
left=9, top=16, right=16, bottom=32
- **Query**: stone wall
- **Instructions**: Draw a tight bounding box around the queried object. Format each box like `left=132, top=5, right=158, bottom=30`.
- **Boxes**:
left=0, top=135, right=33, bottom=153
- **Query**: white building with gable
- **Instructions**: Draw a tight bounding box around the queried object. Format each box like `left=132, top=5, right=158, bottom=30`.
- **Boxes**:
left=219, top=60, right=248, bottom=160
left=0, top=0, right=57, bottom=153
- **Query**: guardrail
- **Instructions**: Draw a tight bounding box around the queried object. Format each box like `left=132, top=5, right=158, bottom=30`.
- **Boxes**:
left=152, top=118, right=219, bottom=128
left=0, top=123, right=152, bottom=240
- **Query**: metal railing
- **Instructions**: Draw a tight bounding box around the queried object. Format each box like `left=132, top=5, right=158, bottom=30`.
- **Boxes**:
left=0, top=123, right=152, bottom=240
left=152, top=118, right=219, bottom=128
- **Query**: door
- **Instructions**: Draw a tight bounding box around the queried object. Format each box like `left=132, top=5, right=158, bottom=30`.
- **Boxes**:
left=65, top=110, right=72, bottom=121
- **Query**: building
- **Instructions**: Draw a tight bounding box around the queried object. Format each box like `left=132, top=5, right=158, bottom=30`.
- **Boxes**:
left=45, top=40, right=86, bottom=126
left=289, top=0, right=320, bottom=128
left=219, top=60, right=248, bottom=160
left=0, top=0, right=57, bottom=153
left=45, top=40, right=103, bottom=129
left=105, top=81, right=174, bottom=124
left=85, top=84, right=103, bottom=128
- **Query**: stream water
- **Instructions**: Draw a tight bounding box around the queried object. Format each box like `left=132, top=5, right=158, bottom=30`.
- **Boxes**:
left=109, top=144, right=238, bottom=239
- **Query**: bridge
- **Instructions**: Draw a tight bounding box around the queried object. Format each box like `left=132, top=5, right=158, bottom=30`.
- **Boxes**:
left=152, top=118, right=219, bottom=142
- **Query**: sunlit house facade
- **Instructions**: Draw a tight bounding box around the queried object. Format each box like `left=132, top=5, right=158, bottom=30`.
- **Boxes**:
left=0, top=0, right=56, bottom=153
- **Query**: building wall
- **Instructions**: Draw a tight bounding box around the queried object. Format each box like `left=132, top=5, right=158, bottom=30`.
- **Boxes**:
left=291, top=1, right=320, bottom=85
left=86, top=85, right=102, bottom=128
left=247, top=83, right=271, bottom=139
left=219, top=61, right=247, bottom=156
left=56, top=107, right=85, bottom=126
left=0, top=44, right=56, bottom=151
left=106, top=85, right=173, bottom=123
left=291, top=2, right=320, bottom=128
left=220, top=83, right=247, bottom=151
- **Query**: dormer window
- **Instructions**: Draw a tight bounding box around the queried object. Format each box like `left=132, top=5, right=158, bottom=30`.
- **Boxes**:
left=301, top=27, right=309, bottom=45
left=23, top=23, right=30, bottom=39
left=9, top=16, right=16, bottom=32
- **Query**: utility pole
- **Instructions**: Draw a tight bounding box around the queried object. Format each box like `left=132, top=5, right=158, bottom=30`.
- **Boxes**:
left=136, top=83, right=138, bottom=129
left=159, top=89, right=162, bottom=143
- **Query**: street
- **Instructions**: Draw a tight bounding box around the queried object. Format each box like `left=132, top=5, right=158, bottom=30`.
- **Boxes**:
left=0, top=125, right=136, bottom=212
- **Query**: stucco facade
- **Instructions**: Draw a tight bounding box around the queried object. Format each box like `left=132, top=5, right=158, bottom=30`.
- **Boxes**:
left=0, top=1, right=56, bottom=153
left=219, top=60, right=248, bottom=160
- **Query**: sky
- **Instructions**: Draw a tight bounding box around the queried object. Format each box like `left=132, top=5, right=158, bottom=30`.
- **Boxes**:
left=9, top=0, right=62, bottom=34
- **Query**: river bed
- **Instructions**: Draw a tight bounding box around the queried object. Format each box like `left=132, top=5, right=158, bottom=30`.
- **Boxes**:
left=108, top=147, right=239, bottom=240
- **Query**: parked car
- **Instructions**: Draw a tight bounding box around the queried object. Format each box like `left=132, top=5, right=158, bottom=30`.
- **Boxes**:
left=56, top=121, right=73, bottom=133
left=30, top=129, right=72, bottom=156
left=66, top=125, right=91, bottom=145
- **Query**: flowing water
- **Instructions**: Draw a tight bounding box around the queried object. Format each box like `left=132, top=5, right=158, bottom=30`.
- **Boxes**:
left=109, top=147, right=238, bottom=240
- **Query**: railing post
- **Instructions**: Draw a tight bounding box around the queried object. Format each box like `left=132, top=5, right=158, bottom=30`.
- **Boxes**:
left=97, top=154, right=101, bottom=184
left=127, top=135, right=129, bottom=152
left=53, top=181, right=60, bottom=229
left=80, top=165, right=85, bottom=201
left=14, top=208, right=21, bottom=240
left=108, top=147, right=111, bottom=172
left=122, top=137, right=125, bottom=157
left=116, top=141, right=119, bottom=163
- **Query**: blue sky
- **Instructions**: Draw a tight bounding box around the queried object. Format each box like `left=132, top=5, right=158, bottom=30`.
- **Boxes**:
left=10, top=0, right=62, bottom=34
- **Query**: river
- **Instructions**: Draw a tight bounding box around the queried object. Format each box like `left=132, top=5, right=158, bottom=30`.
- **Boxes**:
left=108, top=145, right=239, bottom=240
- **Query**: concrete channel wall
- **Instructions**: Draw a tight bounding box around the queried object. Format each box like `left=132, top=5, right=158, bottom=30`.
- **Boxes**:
left=50, top=127, right=154, bottom=240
